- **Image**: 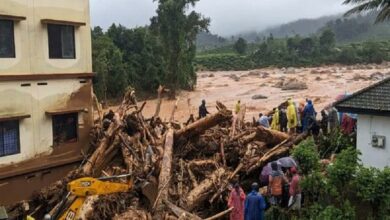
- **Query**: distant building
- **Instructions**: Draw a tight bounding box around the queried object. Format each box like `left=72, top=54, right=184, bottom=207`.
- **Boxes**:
left=0, top=0, right=93, bottom=204
left=335, top=77, right=390, bottom=169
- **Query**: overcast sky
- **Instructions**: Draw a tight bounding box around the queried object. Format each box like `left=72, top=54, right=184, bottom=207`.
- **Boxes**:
left=90, top=0, right=350, bottom=36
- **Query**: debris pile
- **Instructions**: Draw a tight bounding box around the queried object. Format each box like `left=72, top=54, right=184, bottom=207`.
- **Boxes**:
left=6, top=87, right=307, bottom=220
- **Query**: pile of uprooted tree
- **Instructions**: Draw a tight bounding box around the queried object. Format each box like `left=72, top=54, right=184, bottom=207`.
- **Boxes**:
left=6, top=87, right=307, bottom=220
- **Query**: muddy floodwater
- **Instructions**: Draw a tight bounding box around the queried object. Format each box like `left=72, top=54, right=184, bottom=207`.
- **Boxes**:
left=110, top=64, right=390, bottom=122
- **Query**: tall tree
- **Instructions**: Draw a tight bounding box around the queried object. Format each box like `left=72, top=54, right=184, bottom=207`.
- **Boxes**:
left=234, top=37, right=248, bottom=55
left=344, top=0, right=390, bottom=23
left=151, top=0, right=210, bottom=95
left=92, top=34, right=127, bottom=102
left=319, top=29, right=336, bottom=53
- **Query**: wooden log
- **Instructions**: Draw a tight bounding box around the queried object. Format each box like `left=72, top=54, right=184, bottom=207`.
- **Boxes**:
left=255, top=126, right=289, bottom=146
left=204, top=207, right=234, bottom=220
left=154, top=85, right=166, bottom=118
left=188, top=159, right=216, bottom=168
left=170, top=98, right=179, bottom=123
left=209, top=163, right=243, bottom=203
left=163, top=200, right=202, bottom=220
left=154, top=128, right=174, bottom=217
left=175, top=105, right=232, bottom=139
left=184, top=168, right=227, bottom=211
left=83, top=88, right=137, bottom=176
left=82, top=122, right=122, bottom=176
left=92, top=93, right=103, bottom=125
left=246, top=132, right=308, bottom=174
left=187, top=166, right=198, bottom=188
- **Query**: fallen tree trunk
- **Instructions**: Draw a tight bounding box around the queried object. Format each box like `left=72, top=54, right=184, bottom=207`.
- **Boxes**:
left=255, top=126, right=289, bottom=146
left=184, top=167, right=228, bottom=211
left=204, top=207, right=234, bottom=220
left=163, top=200, right=202, bottom=220
left=154, top=85, right=166, bottom=118
left=83, top=122, right=122, bottom=176
left=175, top=103, right=232, bottom=139
left=246, top=132, right=308, bottom=173
left=154, top=128, right=174, bottom=217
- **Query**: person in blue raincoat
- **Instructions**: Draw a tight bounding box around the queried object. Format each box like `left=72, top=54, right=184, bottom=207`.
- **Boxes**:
left=302, top=100, right=316, bottom=132
left=244, top=182, right=266, bottom=220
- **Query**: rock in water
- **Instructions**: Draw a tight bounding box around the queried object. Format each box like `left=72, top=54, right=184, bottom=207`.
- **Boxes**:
left=229, top=74, right=240, bottom=82
left=281, top=79, right=308, bottom=90
left=252, top=94, right=268, bottom=100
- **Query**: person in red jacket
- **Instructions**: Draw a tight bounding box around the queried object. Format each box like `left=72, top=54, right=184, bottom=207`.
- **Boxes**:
left=288, top=166, right=302, bottom=210
left=228, top=182, right=246, bottom=220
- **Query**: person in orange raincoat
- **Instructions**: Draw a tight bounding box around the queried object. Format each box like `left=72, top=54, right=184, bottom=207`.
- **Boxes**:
left=228, top=182, right=246, bottom=220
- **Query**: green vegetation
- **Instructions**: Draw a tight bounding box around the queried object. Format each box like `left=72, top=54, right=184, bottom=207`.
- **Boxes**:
left=344, top=0, right=390, bottom=23
left=92, top=0, right=208, bottom=100
left=151, top=0, right=209, bottom=94
left=196, top=29, right=390, bottom=71
left=281, top=132, right=390, bottom=220
left=234, top=37, right=248, bottom=55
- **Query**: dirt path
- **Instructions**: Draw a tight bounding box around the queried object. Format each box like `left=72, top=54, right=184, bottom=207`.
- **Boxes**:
left=108, top=64, right=390, bottom=122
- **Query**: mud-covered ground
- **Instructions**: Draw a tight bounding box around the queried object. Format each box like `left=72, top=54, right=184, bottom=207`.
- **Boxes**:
left=109, top=64, right=390, bottom=122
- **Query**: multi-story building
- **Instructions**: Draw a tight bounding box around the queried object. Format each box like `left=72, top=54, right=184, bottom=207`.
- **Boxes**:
left=0, top=0, right=93, bottom=205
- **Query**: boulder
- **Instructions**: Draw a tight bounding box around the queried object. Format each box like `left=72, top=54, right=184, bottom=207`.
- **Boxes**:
left=247, top=71, right=261, bottom=77
left=281, top=79, right=308, bottom=90
left=369, top=72, right=384, bottom=80
left=229, top=74, right=240, bottom=82
left=252, top=94, right=268, bottom=100
left=285, top=67, right=296, bottom=74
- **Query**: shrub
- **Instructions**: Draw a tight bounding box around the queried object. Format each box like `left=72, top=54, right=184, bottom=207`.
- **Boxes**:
left=292, top=138, right=320, bottom=175
left=327, top=147, right=360, bottom=195
left=316, top=128, right=354, bottom=159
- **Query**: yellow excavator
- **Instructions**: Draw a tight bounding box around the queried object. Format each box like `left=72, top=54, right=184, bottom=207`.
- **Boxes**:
left=37, top=174, right=133, bottom=220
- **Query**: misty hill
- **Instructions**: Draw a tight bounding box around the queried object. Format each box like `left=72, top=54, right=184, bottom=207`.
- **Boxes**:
left=237, top=13, right=390, bottom=44
left=196, top=32, right=228, bottom=51
left=323, top=13, right=390, bottom=43
left=239, top=15, right=339, bottom=42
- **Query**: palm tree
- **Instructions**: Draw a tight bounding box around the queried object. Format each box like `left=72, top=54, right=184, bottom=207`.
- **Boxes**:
left=343, top=0, right=390, bottom=23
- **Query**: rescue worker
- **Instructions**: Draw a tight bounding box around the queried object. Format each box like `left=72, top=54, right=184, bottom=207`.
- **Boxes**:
left=235, top=100, right=241, bottom=115
left=288, top=167, right=302, bottom=211
left=287, top=99, right=298, bottom=133
left=199, top=100, right=209, bottom=119
left=268, top=162, right=288, bottom=206
left=302, top=100, right=316, bottom=132
left=228, top=182, right=246, bottom=220
left=271, top=108, right=280, bottom=131
left=244, top=182, right=266, bottom=220
left=279, top=107, right=288, bottom=132
left=258, top=113, right=270, bottom=128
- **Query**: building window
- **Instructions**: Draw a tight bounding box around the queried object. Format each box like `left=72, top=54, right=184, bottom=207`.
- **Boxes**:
left=0, top=120, right=20, bottom=157
left=0, top=19, right=15, bottom=58
left=48, top=24, right=75, bottom=59
left=52, top=113, right=78, bottom=145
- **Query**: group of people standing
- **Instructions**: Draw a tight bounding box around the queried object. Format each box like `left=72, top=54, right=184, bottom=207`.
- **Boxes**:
left=258, top=98, right=318, bottom=135
left=227, top=163, right=301, bottom=220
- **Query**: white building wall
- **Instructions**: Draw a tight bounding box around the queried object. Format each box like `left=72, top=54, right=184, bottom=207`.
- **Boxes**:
left=357, top=114, right=390, bottom=169
left=0, top=79, right=92, bottom=166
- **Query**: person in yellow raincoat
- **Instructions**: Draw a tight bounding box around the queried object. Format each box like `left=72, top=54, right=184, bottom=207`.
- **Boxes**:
left=287, top=99, right=298, bottom=133
left=271, top=108, right=280, bottom=131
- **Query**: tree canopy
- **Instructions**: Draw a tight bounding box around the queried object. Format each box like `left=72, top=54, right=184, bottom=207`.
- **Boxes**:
left=234, top=37, right=248, bottom=55
left=344, top=0, right=390, bottom=23
left=151, top=0, right=210, bottom=94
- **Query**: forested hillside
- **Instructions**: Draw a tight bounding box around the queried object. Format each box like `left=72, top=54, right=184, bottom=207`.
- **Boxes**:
left=323, top=13, right=390, bottom=43
left=196, top=31, right=228, bottom=51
